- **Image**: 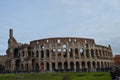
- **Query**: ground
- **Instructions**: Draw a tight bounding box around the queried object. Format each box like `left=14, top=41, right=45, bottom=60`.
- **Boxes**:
left=0, top=72, right=111, bottom=80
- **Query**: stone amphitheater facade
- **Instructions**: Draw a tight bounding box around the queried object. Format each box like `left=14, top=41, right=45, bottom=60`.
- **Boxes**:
left=6, top=29, right=114, bottom=72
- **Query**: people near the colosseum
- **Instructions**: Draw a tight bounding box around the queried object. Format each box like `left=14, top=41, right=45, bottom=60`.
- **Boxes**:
left=110, top=67, right=119, bottom=80
left=110, top=67, right=117, bottom=80
left=115, top=67, right=120, bottom=80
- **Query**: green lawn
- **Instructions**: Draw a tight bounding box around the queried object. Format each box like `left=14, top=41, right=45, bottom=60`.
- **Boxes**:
left=0, top=72, right=111, bottom=80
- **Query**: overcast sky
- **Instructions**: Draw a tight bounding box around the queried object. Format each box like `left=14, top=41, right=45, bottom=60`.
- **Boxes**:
left=0, top=0, right=120, bottom=55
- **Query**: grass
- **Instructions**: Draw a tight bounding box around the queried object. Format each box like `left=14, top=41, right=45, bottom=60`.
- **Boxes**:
left=0, top=72, right=111, bottom=80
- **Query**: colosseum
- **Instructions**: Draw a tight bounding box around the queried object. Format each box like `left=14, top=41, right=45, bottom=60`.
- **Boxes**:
left=6, top=29, right=114, bottom=72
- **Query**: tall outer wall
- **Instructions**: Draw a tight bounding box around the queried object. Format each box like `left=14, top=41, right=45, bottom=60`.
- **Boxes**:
left=6, top=37, right=114, bottom=72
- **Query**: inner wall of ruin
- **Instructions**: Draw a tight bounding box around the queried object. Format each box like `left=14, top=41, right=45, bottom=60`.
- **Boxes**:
left=6, top=37, right=114, bottom=72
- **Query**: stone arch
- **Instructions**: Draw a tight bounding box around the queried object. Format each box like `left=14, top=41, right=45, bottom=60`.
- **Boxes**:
left=41, top=50, right=44, bottom=58
left=64, top=62, right=68, bottom=71
left=14, top=48, right=19, bottom=58
left=22, top=51, right=24, bottom=57
left=63, top=49, right=67, bottom=58
left=46, top=49, right=50, bottom=58
left=80, top=48, right=84, bottom=57
left=69, top=48, right=73, bottom=58
left=36, top=63, right=39, bottom=72
left=58, top=62, right=62, bottom=71
left=36, top=50, right=39, bottom=57
left=32, top=51, right=34, bottom=57
left=21, top=64, right=24, bottom=71
left=32, top=59, right=35, bottom=71
left=15, top=59, right=20, bottom=71
left=46, top=62, right=50, bottom=71
left=92, top=61, right=96, bottom=69
left=95, top=49, right=98, bottom=58
left=91, top=49, right=94, bottom=58
left=70, top=62, right=74, bottom=71
left=101, top=62, right=104, bottom=68
left=52, top=62, right=55, bottom=71
left=87, top=61, right=91, bottom=69
left=28, top=51, right=31, bottom=57
left=97, top=62, right=100, bottom=68
left=107, top=62, right=110, bottom=68
left=81, top=61, right=85, bottom=69
left=76, top=61, right=80, bottom=71
left=25, top=63, right=28, bottom=71
left=86, top=49, right=89, bottom=58
left=99, top=50, right=102, bottom=57
left=40, top=62, right=44, bottom=71
left=104, top=62, right=107, bottom=68
left=75, top=48, right=79, bottom=57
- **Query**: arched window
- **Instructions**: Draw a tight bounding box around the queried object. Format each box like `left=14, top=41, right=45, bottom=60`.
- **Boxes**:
left=22, top=51, right=24, bottom=57
left=69, top=48, right=73, bottom=58
left=14, top=48, right=19, bottom=58
left=32, top=52, right=34, bottom=57
left=36, top=50, right=39, bottom=57
left=41, top=50, right=44, bottom=58
left=46, top=49, right=50, bottom=58
left=91, top=49, right=94, bottom=58
left=86, top=49, right=89, bottom=58
left=80, top=48, right=84, bottom=57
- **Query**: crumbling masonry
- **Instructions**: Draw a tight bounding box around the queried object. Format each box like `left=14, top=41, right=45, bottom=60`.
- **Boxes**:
left=6, top=29, right=114, bottom=72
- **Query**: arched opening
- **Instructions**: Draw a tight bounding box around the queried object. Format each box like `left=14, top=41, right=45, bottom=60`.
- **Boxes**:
left=97, top=62, right=100, bottom=68
left=104, top=62, right=107, bottom=68
left=63, top=44, right=67, bottom=48
left=87, top=61, right=91, bottom=69
left=81, top=61, right=85, bottom=69
left=28, top=51, right=31, bottom=57
left=75, top=48, right=79, bottom=58
left=41, top=50, right=44, bottom=58
left=76, top=62, right=80, bottom=71
left=69, top=48, right=73, bottom=58
left=14, top=48, right=19, bottom=58
left=15, top=59, right=20, bottom=71
left=80, top=48, right=84, bottom=57
left=91, top=49, right=94, bottom=58
left=101, top=62, right=104, bottom=68
left=95, top=49, right=98, bottom=58
left=36, top=50, right=39, bottom=57
left=96, top=62, right=100, bottom=71
left=64, top=62, right=68, bottom=71
left=70, top=62, right=74, bottom=71
left=63, top=49, right=67, bottom=58
left=22, top=51, right=24, bottom=57
left=51, top=49, right=55, bottom=58
left=86, top=49, right=89, bottom=58
left=58, top=62, right=62, bottom=71
left=92, top=61, right=96, bottom=69
left=25, top=63, right=28, bottom=71
left=46, top=62, right=50, bottom=71
left=40, top=62, right=44, bottom=71
left=32, top=52, right=34, bottom=57
left=0, top=64, right=5, bottom=73
left=52, top=63, right=55, bottom=71
left=36, top=63, right=39, bottom=72
left=32, top=59, right=35, bottom=71
left=46, top=49, right=50, bottom=58
left=21, top=64, right=24, bottom=71
left=41, top=45, right=44, bottom=49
